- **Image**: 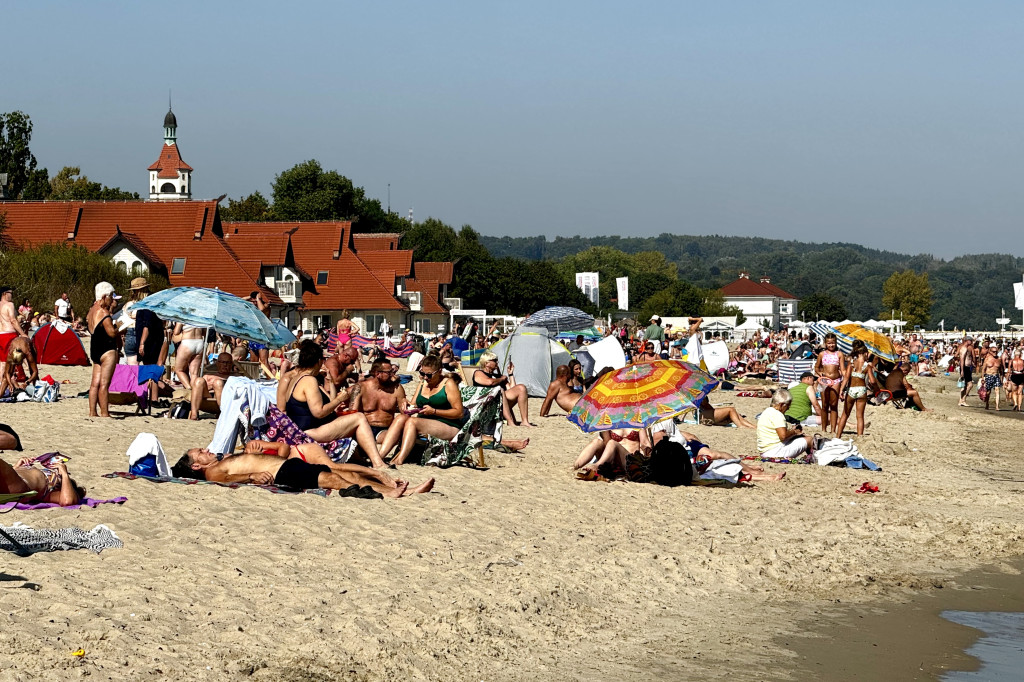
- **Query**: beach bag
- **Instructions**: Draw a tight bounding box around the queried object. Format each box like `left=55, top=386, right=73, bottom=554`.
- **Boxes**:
left=28, top=380, right=59, bottom=403
left=167, top=401, right=190, bottom=419
left=956, top=379, right=965, bottom=389
left=978, top=384, right=989, bottom=402
left=126, top=433, right=172, bottom=477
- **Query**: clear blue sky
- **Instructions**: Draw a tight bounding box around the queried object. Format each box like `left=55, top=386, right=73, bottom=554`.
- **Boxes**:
left=6, top=1, right=1023, bottom=258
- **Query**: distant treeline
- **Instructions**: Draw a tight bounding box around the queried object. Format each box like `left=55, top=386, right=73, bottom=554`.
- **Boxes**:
left=480, top=233, right=1024, bottom=330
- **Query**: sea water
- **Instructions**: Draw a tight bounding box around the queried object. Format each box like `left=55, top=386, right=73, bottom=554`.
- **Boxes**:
left=942, top=611, right=1024, bottom=681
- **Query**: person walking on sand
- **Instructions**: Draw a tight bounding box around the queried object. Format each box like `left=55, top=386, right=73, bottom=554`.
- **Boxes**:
left=959, top=338, right=975, bottom=406
left=980, top=348, right=1002, bottom=411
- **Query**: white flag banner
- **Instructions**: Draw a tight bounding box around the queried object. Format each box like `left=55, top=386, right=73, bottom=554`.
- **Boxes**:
left=575, top=272, right=599, bottom=306
left=616, top=277, right=629, bottom=311
left=1014, top=281, right=1024, bottom=310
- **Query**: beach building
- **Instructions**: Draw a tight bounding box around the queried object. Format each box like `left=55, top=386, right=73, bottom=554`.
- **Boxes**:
left=721, top=272, right=800, bottom=331
left=147, top=106, right=192, bottom=200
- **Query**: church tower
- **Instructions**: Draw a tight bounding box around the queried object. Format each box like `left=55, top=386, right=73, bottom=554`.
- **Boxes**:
left=147, top=105, right=193, bottom=200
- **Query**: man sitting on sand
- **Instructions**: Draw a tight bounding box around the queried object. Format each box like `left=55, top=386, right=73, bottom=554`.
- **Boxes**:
left=785, top=371, right=822, bottom=427
left=540, top=365, right=582, bottom=417
left=325, top=346, right=360, bottom=395
left=352, top=359, right=409, bottom=459
left=879, top=360, right=930, bottom=411
left=189, top=353, right=242, bottom=420
left=171, top=441, right=433, bottom=498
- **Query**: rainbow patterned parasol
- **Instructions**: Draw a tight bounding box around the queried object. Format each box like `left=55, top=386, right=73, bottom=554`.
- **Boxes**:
left=833, top=324, right=898, bottom=362
left=567, top=360, right=720, bottom=433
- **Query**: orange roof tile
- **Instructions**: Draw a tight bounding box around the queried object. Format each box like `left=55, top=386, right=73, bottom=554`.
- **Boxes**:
left=352, top=233, right=401, bottom=251
left=147, top=143, right=193, bottom=179
left=404, top=278, right=448, bottom=314
left=413, top=262, right=454, bottom=284
left=721, top=276, right=797, bottom=299
left=226, top=221, right=406, bottom=311
left=0, top=201, right=279, bottom=304
left=355, top=250, right=413, bottom=277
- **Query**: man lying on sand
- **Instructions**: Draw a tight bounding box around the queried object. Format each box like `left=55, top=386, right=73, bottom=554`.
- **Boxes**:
left=171, top=441, right=434, bottom=498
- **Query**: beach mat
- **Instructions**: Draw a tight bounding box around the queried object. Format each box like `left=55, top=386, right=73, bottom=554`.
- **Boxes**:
left=0, top=497, right=127, bottom=512
left=0, top=522, right=122, bottom=554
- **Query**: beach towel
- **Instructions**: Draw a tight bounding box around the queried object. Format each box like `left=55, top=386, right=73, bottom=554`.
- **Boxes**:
left=0, top=522, right=122, bottom=554
left=103, top=471, right=331, bottom=497
left=0, top=496, right=127, bottom=512
left=262, top=404, right=358, bottom=463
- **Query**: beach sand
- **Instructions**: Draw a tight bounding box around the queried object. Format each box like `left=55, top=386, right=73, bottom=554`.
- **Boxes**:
left=2, top=357, right=1023, bottom=681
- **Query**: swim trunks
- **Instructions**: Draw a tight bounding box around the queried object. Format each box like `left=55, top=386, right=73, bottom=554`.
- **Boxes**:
left=273, top=457, right=330, bottom=490
left=370, top=424, right=388, bottom=439
left=983, top=374, right=1000, bottom=391
left=962, top=367, right=973, bottom=384
left=249, top=342, right=267, bottom=352
left=0, top=332, right=19, bottom=359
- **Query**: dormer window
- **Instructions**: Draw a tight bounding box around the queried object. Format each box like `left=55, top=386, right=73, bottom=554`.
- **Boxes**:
left=171, top=257, right=186, bottom=275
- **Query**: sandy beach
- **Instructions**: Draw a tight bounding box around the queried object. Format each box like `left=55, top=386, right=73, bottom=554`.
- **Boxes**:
left=2, top=356, right=1024, bottom=681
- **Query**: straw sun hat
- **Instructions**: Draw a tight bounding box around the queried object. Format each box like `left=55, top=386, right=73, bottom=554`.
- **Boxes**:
left=129, top=277, right=150, bottom=290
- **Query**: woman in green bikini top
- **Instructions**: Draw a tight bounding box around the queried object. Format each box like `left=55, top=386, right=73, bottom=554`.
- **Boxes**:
left=391, top=355, right=467, bottom=465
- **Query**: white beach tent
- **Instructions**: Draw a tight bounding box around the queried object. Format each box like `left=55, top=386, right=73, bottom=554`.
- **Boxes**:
left=573, top=335, right=627, bottom=379
left=490, top=327, right=572, bottom=397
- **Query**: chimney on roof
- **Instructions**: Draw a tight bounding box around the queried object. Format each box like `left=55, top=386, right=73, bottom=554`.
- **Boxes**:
left=760, top=276, right=771, bottom=284
left=739, top=271, right=749, bottom=279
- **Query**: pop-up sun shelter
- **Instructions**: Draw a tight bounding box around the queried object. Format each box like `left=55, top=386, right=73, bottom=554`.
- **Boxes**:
left=32, top=322, right=90, bottom=366
left=489, top=327, right=571, bottom=397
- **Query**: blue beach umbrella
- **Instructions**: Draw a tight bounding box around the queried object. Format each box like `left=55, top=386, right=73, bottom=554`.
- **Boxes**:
left=270, top=318, right=297, bottom=346
left=521, top=306, right=595, bottom=335
left=132, top=287, right=293, bottom=347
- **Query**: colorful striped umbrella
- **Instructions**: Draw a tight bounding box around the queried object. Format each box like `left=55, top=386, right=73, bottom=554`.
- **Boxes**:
left=567, top=360, right=720, bottom=433
left=834, top=323, right=897, bottom=362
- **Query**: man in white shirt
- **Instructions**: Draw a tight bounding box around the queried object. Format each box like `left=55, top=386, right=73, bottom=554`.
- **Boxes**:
left=53, top=292, right=74, bottom=322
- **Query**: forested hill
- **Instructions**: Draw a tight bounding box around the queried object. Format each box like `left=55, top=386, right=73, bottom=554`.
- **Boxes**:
left=479, top=233, right=1024, bottom=330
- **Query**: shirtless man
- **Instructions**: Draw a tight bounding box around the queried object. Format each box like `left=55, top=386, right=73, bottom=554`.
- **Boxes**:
left=883, top=362, right=929, bottom=411
left=0, top=337, right=39, bottom=398
left=353, top=359, right=409, bottom=460
left=0, top=286, right=30, bottom=382
left=189, top=353, right=241, bottom=420
left=980, top=349, right=1002, bottom=411
left=540, top=365, right=581, bottom=417
left=325, top=346, right=360, bottom=397
left=171, top=442, right=433, bottom=498
left=958, top=338, right=975, bottom=406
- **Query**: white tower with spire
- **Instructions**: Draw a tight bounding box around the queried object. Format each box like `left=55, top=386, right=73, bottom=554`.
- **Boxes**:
left=147, top=102, right=193, bottom=200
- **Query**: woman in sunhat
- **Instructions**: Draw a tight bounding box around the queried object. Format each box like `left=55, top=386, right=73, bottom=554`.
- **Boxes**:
left=121, top=276, right=150, bottom=365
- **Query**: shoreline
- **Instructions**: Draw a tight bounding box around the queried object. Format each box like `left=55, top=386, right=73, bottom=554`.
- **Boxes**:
left=783, top=556, right=1024, bottom=681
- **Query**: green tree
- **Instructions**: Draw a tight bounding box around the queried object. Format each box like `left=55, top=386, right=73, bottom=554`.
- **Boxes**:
left=220, top=191, right=273, bottom=222
left=38, top=166, right=139, bottom=201
left=270, top=160, right=407, bottom=232
left=0, top=111, right=39, bottom=199
left=800, top=292, right=848, bottom=322
left=20, top=168, right=50, bottom=200
left=881, top=270, right=933, bottom=327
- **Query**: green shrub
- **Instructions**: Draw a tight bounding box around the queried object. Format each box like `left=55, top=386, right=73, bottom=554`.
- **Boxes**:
left=0, top=242, right=168, bottom=318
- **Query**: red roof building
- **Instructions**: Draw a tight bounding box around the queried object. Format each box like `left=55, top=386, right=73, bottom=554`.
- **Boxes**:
left=0, top=200, right=281, bottom=305
left=721, top=272, right=800, bottom=330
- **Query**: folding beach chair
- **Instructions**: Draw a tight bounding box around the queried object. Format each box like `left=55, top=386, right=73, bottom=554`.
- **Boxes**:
left=420, top=386, right=503, bottom=468
left=0, top=492, right=36, bottom=556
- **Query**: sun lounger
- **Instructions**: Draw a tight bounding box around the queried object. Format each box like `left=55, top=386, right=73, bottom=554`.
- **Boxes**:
left=420, top=386, right=503, bottom=468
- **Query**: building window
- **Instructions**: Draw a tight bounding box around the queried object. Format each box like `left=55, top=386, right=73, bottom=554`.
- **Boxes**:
left=116, top=261, right=127, bottom=272
left=316, top=271, right=329, bottom=286
left=313, top=315, right=332, bottom=330
left=171, top=257, right=186, bottom=275
left=150, top=185, right=155, bottom=193
left=415, top=318, right=432, bottom=334
left=365, top=314, right=385, bottom=335
left=160, top=182, right=176, bottom=193
left=131, top=261, right=143, bottom=274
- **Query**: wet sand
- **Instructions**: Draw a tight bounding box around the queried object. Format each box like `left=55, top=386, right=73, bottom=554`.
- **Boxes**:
left=2, top=359, right=1024, bottom=680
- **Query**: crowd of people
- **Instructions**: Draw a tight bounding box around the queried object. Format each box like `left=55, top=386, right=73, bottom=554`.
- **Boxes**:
left=3, top=280, right=1023, bottom=502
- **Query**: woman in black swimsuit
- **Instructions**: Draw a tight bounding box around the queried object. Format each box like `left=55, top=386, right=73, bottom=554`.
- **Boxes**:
left=87, top=282, right=122, bottom=418
left=277, top=340, right=387, bottom=468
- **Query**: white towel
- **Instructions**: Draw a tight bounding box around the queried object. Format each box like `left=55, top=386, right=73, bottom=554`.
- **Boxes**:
left=699, top=459, right=744, bottom=484
left=207, top=376, right=277, bottom=454
left=125, top=432, right=172, bottom=477
left=814, top=438, right=860, bottom=466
